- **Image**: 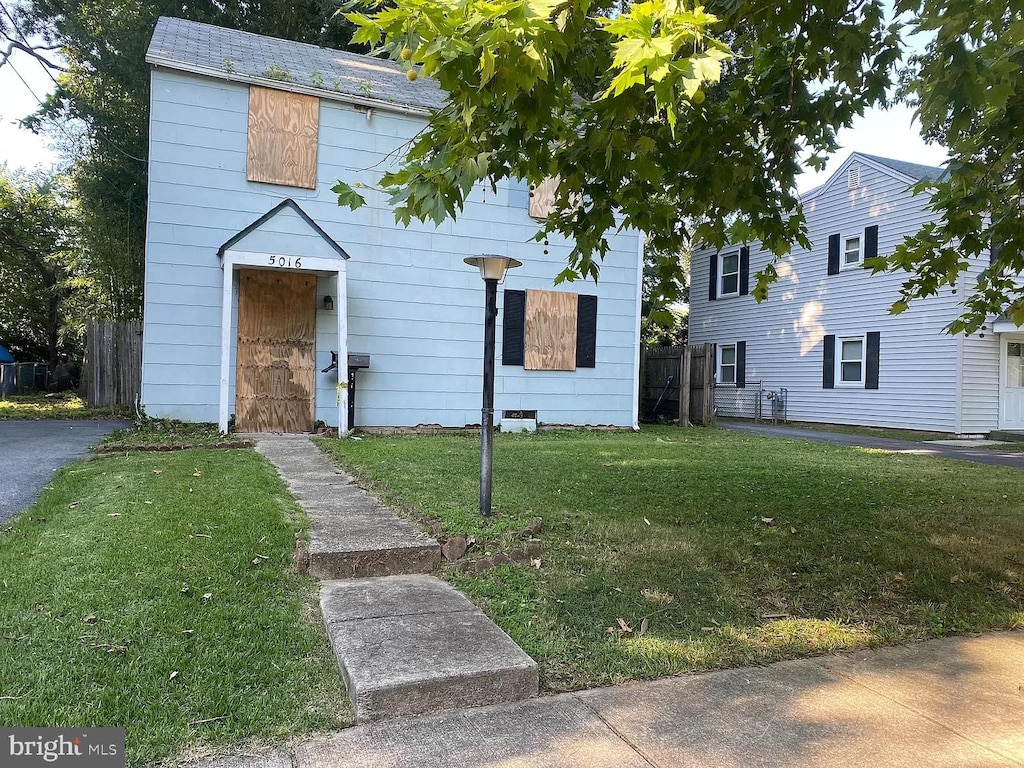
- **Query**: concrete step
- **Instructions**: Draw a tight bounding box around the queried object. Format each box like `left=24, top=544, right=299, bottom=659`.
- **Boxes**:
left=255, top=436, right=441, bottom=578
left=321, top=575, right=539, bottom=723
left=989, top=430, right=1024, bottom=443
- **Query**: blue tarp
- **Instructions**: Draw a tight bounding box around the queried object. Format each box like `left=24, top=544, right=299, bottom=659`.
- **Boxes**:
left=0, top=345, right=14, bottom=394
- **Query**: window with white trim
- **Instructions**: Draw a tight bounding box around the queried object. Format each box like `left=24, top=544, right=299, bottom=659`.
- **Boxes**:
left=718, top=343, right=736, bottom=385
left=719, top=252, right=739, bottom=297
left=838, top=336, right=866, bottom=386
left=843, top=235, right=862, bottom=267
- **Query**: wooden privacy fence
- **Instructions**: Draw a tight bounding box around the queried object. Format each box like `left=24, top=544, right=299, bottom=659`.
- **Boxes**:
left=81, top=319, right=142, bottom=408
left=639, top=343, right=714, bottom=426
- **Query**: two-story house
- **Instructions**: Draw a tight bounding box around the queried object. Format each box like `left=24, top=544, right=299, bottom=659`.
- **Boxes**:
left=142, top=18, right=643, bottom=434
left=689, top=152, right=1023, bottom=436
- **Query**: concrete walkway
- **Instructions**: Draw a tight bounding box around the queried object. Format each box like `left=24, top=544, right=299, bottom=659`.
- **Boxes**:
left=254, top=435, right=538, bottom=724
left=196, top=631, right=1024, bottom=767
left=0, top=418, right=129, bottom=521
left=721, top=421, right=1024, bottom=470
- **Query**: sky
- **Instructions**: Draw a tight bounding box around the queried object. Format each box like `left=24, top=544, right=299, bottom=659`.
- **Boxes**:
left=0, top=27, right=947, bottom=188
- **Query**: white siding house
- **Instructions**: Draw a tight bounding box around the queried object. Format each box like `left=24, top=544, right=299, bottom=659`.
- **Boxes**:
left=689, top=152, right=1024, bottom=436
left=142, top=18, right=642, bottom=433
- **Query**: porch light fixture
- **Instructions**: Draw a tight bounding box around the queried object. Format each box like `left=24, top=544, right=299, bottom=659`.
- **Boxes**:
left=464, top=254, right=522, bottom=516
left=322, top=294, right=334, bottom=311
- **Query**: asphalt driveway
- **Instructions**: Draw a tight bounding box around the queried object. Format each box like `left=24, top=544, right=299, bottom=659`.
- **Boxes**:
left=0, top=419, right=129, bottom=522
left=720, top=421, right=1024, bottom=469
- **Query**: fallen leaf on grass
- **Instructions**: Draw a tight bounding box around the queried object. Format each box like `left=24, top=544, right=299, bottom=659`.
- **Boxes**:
left=107, top=513, right=121, bottom=518
left=169, top=671, right=179, bottom=681
left=638, top=617, right=649, bottom=637
left=143, top=501, right=153, bottom=505
left=761, top=517, right=774, bottom=525
left=530, top=558, right=541, bottom=569
left=605, top=626, right=616, bottom=634
left=82, top=614, right=97, bottom=624
left=643, top=517, right=651, bottom=526
left=202, top=593, right=212, bottom=602
left=193, top=469, right=202, bottom=477
left=790, top=527, right=797, bottom=534
left=616, top=618, right=632, bottom=633
left=180, top=585, right=189, bottom=594
left=68, top=502, right=79, bottom=510
left=950, top=574, right=963, bottom=584
left=613, top=587, right=622, bottom=593
left=151, top=470, right=162, bottom=475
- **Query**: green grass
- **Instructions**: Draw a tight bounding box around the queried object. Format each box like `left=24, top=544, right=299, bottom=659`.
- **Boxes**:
left=99, top=419, right=250, bottom=452
left=318, top=427, right=1024, bottom=692
left=0, top=449, right=350, bottom=765
left=0, top=393, right=129, bottom=420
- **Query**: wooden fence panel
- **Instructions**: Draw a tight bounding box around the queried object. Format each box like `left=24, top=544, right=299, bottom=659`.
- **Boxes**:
left=639, top=345, right=683, bottom=422
left=82, top=319, right=142, bottom=408
left=681, top=343, right=714, bottom=427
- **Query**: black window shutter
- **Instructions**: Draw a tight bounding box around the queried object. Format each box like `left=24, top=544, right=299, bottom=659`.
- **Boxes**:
left=739, top=247, right=750, bottom=296
left=823, top=334, right=836, bottom=389
left=865, top=331, right=880, bottom=389
left=864, top=225, right=878, bottom=260
left=502, top=289, right=526, bottom=366
left=575, top=295, right=598, bottom=368
left=827, top=234, right=840, bottom=275
left=708, top=253, right=718, bottom=301
left=736, top=341, right=746, bottom=388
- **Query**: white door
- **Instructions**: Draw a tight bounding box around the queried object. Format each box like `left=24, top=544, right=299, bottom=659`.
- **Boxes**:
left=1000, top=337, right=1024, bottom=429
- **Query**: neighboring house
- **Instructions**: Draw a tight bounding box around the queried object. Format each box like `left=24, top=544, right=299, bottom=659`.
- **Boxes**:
left=690, top=152, right=1024, bottom=436
left=142, top=18, right=642, bottom=433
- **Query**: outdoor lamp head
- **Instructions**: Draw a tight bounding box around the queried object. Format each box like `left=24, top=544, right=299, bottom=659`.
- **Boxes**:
left=322, top=295, right=334, bottom=311
left=464, top=255, right=522, bottom=282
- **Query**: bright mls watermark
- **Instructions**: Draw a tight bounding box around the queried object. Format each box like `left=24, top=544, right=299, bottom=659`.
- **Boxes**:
left=2, top=728, right=125, bottom=767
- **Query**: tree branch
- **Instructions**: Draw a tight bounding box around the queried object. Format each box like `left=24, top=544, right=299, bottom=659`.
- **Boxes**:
left=0, top=33, right=67, bottom=72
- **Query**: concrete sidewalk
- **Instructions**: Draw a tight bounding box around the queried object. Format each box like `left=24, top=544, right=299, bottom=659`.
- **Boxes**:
left=721, top=421, right=1024, bottom=470
left=200, top=631, right=1024, bottom=767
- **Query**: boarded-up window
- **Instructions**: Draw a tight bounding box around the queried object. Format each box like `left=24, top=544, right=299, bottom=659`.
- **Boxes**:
left=529, top=177, right=559, bottom=219
left=246, top=86, right=319, bottom=189
left=525, top=289, right=578, bottom=371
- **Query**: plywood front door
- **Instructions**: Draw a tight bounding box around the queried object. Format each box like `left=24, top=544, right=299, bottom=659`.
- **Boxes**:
left=236, top=269, right=316, bottom=433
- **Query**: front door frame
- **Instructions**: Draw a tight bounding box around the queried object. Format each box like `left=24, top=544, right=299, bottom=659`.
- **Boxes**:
left=999, top=332, right=1024, bottom=430
left=218, top=249, right=348, bottom=435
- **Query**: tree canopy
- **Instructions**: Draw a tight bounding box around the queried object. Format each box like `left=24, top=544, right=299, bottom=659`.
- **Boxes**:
left=336, top=0, right=1021, bottom=333
left=0, top=170, right=92, bottom=365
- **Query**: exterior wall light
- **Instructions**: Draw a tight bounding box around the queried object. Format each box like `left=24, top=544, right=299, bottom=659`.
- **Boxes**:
left=323, top=295, right=334, bottom=311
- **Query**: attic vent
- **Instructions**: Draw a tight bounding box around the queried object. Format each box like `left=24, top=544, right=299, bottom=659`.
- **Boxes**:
left=848, top=166, right=860, bottom=190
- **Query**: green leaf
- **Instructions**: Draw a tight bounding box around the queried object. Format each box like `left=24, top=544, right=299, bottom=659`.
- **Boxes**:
left=331, top=181, right=366, bottom=211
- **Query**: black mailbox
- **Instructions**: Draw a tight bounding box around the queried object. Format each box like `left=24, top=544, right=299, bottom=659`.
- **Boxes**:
left=346, top=353, right=370, bottom=429
left=347, top=353, right=370, bottom=369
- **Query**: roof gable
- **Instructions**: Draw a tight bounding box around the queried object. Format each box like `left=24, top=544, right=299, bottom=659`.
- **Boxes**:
left=147, top=17, right=445, bottom=115
left=801, top=152, right=946, bottom=203
left=217, top=199, right=350, bottom=260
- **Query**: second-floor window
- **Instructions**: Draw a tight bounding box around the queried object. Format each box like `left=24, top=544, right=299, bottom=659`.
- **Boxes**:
left=719, top=252, right=740, bottom=297
left=844, top=235, right=862, bottom=267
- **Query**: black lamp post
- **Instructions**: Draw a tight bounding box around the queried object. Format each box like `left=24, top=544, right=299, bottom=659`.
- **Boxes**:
left=464, top=255, right=522, bottom=516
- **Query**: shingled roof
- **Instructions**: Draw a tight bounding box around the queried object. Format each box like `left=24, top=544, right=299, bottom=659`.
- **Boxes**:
left=146, top=17, right=445, bottom=114
left=857, top=153, right=946, bottom=182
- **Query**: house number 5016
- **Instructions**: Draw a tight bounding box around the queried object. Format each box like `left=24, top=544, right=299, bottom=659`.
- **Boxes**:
left=268, top=256, right=301, bottom=268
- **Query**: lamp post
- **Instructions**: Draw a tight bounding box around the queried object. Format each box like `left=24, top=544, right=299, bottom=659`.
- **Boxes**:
left=464, top=255, right=522, bottom=516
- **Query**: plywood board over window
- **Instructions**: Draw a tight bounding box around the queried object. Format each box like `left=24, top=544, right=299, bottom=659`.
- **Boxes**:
left=525, top=289, right=578, bottom=371
left=529, top=176, right=559, bottom=219
left=247, top=86, right=319, bottom=189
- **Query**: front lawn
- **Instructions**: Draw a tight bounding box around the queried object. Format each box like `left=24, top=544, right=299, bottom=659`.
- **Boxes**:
left=0, top=448, right=350, bottom=765
left=318, top=427, right=1024, bottom=691
left=0, top=392, right=129, bottom=419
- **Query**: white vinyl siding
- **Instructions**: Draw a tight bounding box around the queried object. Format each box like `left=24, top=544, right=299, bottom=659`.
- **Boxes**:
left=690, top=156, right=970, bottom=434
